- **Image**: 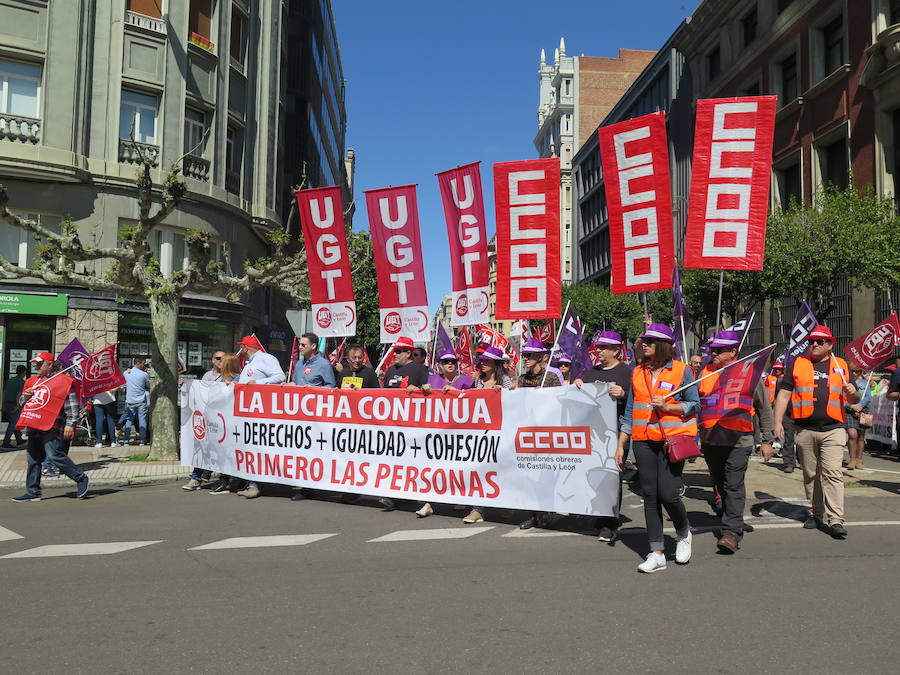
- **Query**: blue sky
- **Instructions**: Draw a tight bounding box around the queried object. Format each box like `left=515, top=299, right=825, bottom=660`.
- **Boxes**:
left=333, top=1, right=697, bottom=314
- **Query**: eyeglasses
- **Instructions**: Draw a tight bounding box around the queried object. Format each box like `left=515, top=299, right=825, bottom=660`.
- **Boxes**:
left=809, top=339, right=829, bottom=345
left=710, top=347, right=735, bottom=354
left=212, top=357, right=223, bottom=361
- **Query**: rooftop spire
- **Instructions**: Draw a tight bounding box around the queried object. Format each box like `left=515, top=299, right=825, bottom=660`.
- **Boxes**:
left=559, top=37, right=566, bottom=57
left=540, top=48, right=546, bottom=65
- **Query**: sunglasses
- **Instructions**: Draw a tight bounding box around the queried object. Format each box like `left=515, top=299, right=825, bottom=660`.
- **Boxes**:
left=394, top=348, right=411, bottom=354
left=809, top=338, right=829, bottom=345
left=212, top=357, right=223, bottom=361
left=710, top=347, right=736, bottom=354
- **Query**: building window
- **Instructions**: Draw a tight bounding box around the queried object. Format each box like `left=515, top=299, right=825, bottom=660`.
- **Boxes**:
left=893, top=109, right=900, bottom=211
left=777, top=0, right=795, bottom=14
left=822, top=16, right=844, bottom=76
left=779, top=53, right=798, bottom=105
left=0, top=59, right=41, bottom=119
left=183, top=108, right=206, bottom=154
left=119, top=90, right=158, bottom=144
left=742, top=7, right=757, bottom=47
left=892, top=0, right=900, bottom=25
left=743, top=81, right=761, bottom=96
left=707, top=46, right=721, bottom=81
left=0, top=213, right=60, bottom=267
left=189, top=0, right=212, bottom=39
left=820, top=138, right=848, bottom=189
left=230, top=7, right=247, bottom=67
left=127, top=0, right=162, bottom=18
left=563, top=79, right=571, bottom=96
left=776, top=162, right=801, bottom=210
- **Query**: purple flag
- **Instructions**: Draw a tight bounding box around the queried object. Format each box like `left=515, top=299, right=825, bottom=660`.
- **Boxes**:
left=57, top=338, right=89, bottom=381
left=435, top=322, right=454, bottom=357
left=725, top=311, right=755, bottom=350
left=699, top=344, right=775, bottom=445
left=673, top=267, right=690, bottom=359
left=556, top=305, right=592, bottom=380
left=783, top=301, right=819, bottom=364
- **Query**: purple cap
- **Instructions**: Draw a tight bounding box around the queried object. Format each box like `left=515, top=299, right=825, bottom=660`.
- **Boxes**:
left=708, top=330, right=740, bottom=349
left=521, top=338, right=549, bottom=354
left=437, top=349, right=458, bottom=361
left=639, top=323, right=676, bottom=344
left=478, top=346, right=507, bottom=361
left=593, top=330, right=623, bottom=346
left=555, top=353, right=573, bottom=364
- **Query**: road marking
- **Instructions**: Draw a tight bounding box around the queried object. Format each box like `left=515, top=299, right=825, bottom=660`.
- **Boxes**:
left=502, top=528, right=579, bottom=538
left=368, top=527, right=494, bottom=543
left=0, top=541, right=163, bottom=559
left=0, top=525, right=24, bottom=542
left=189, top=534, right=338, bottom=550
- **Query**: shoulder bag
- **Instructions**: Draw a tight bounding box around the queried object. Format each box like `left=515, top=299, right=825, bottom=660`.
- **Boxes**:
left=645, top=367, right=701, bottom=463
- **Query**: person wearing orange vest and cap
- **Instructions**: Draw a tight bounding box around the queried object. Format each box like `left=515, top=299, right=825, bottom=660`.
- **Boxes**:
left=698, top=330, right=774, bottom=554
left=766, top=360, right=797, bottom=472
left=773, top=325, right=860, bottom=539
left=617, top=324, right=700, bottom=573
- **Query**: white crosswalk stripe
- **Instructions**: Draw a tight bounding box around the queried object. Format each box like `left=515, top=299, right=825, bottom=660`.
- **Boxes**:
left=502, top=528, right=579, bottom=538
left=0, top=541, right=163, bottom=559
left=189, top=534, right=338, bottom=550
left=0, top=524, right=24, bottom=542
left=368, top=527, right=493, bottom=542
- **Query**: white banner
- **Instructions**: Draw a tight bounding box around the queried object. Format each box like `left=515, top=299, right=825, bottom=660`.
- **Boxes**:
left=180, top=382, right=619, bottom=516
left=869, top=389, right=897, bottom=449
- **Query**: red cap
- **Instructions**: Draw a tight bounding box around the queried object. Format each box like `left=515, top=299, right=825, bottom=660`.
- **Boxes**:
left=237, top=335, right=263, bottom=350
left=772, top=360, right=785, bottom=369
left=808, top=325, right=835, bottom=343
left=30, top=351, right=54, bottom=363
left=392, top=336, right=415, bottom=351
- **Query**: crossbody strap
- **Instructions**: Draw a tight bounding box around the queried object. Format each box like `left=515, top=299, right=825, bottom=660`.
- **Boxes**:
left=643, top=366, right=668, bottom=442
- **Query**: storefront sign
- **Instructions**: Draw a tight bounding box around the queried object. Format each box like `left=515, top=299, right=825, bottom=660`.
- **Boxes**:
left=0, top=292, right=67, bottom=316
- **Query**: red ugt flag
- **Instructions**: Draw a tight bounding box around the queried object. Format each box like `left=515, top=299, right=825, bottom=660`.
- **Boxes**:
left=16, top=374, right=75, bottom=431
left=81, top=344, right=127, bottom=399
left=844, top=313, right=900, bottom=370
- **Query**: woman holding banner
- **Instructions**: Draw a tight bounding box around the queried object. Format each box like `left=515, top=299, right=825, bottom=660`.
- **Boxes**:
left=616, top=324, right=700, bottom=573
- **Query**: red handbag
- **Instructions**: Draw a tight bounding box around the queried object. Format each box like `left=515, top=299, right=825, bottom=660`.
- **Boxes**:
left=644, top=368, right=700, bottom=463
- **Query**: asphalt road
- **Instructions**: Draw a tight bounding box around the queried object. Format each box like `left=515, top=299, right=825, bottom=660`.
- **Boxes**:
left=2, top=481, right=900, bottom=674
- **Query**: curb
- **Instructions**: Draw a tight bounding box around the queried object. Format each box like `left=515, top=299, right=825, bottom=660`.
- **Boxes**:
left=0, top=473, right=190, bottom=490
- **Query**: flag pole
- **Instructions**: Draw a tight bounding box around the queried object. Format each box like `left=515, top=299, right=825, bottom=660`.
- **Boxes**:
left=541, top=301, right=569, bottom=387
left=664, top=343, right=776, bottom=399
left=715, top=270, right=724, bottom=331
left=738, top=311, right=756, bottom=351
left=830, top=353, right=848, bottom=385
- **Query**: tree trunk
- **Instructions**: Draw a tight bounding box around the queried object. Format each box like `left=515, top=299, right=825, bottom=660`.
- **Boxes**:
left=147, top=293, right=180, bottom=460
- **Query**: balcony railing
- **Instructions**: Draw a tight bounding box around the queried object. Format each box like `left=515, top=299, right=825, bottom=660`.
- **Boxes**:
left=225, top=168, right=240, bottom=194
left=183, top=154, right=210, bottom=181
left=118, top=138, right=160, bottom=167
left=0, top=114, right=40, bottom=144
left=125, top=9, right=166, bottom=34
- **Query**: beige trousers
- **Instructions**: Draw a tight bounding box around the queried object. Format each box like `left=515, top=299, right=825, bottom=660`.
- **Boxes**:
left=795, top=427, right=847, bottom=525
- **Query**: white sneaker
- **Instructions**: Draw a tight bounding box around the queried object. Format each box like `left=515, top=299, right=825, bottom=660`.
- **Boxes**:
left=675, top=531, right=692, bottom=564
left=93, top=443, right=103, bottom=448
left=637, top=552, right=667, bottom=573
left=110, top=442, right=120, bottom=448
left=415, top=503, right=433, bottom=518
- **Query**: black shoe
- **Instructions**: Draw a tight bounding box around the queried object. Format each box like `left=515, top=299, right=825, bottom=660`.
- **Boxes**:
left=290, top=492, right=307, bottom=501
left=208, top=480, right=230, bottom=494
left=597, top=526, right=617, bottom=542
left=741, top=524, right=754, bottom=533
left=519, top=516, right=536, bottom=530
left=75, top=475, right=90, bottom=499
left=10, top=493, right=40, bottom=502
left=803, top=516, right=820, bottom=529
left=829, top=523, right=848, bottom=539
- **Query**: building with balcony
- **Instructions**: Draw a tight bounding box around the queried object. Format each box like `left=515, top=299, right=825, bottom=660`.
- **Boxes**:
left=535, top=40, right=655, bottom=283
left=0, top=0, right=349, bottom=382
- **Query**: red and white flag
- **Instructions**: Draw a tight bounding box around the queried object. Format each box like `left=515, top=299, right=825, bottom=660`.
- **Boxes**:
left=16, top=374, right=76, bottom=431
left=328, top=338, right=347, bottom=367
left=366, top=185, right=431, bottom=343
left=844, top=313, right=900, bottom=370
left=81, top=344, right=127, bottom=399
left=296, top=186, right=357, bottom=336
left=455, top=328, right=475, bottom=376
left=493, top=158, right=561, bottom=320
left=533, top=321, right=555, bottom=346
left=437, top=162, right=490, bottom=326
left=597, top=112, right=675, bottom=294
left=684, top=96, right=777, bottom=270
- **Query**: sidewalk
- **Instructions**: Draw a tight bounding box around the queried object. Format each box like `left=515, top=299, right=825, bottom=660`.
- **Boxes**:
left=1, top=439, right=899, bottom=496
left=0, top=442, right=190, bottom=489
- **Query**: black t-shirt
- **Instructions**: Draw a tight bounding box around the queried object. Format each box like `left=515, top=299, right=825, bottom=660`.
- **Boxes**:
left=581, top=362, right=632, bottom=421
left=889, top=369, right=900, bottom=395
left=384, top=362, right=430, bottom=389
left=780, top=357, right=843, bottom=432
left=341, top=364, right=380, bottom=389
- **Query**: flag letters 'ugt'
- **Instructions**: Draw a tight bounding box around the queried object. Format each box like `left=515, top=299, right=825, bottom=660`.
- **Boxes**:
left=296, top=186, right=357, bottom=337
left=597, top=112, right=675, bottom=294
left=366, top=185, right=431, bottom=343
left=493, top=158, right=561, bottom=320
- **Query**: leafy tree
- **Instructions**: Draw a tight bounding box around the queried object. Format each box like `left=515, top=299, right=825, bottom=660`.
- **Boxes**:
left=563, top=282, right=652, bottom=340
left=0, top=144, right=369, bottom=459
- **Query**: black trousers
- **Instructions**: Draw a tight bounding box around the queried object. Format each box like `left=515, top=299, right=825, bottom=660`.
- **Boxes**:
left=703, top=443, right=751, bottom=539
left=632, top=440, right=689, bottom=551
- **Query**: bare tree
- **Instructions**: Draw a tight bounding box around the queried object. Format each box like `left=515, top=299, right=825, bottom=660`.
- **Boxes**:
left=0, top=145, right=317, bottom=459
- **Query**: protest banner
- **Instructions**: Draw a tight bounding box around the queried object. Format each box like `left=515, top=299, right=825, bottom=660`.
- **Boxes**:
left=598, top=111, right=675, bottom=294
left=493, top=158, right=561, bottom=320
left=869, top=388, right=897, bottom=449
left=437, top=162, right=491, bottom=326
left=296, top=186, right=357, bottom=337
left=684, top=96, right=776, bottom=270
left=180, top=381, right=620, bottom=516
left=366, top=184, right=431, bottom=343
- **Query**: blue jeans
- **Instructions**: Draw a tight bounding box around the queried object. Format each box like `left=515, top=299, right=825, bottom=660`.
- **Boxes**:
left=93, top=402, right=117, bottom=445
left=3, top=404, right=23, bottom=446
left=123, top=402, right=149, bottom=444
left=26, top=429, right=86, bottom=496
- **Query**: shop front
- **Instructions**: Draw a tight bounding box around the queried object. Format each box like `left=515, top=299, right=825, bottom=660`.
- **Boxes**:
left=0, top=292, right=68, bottom=401
left=117, top=312, right=238, bottom=376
